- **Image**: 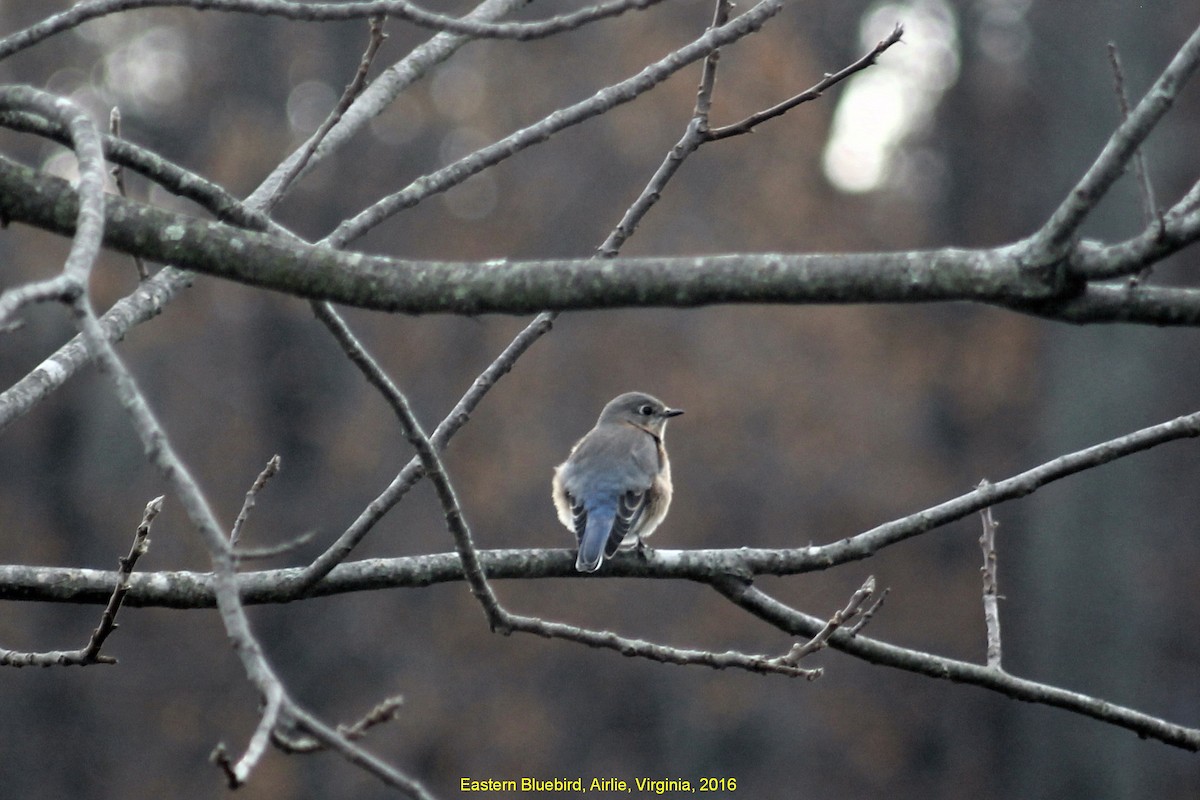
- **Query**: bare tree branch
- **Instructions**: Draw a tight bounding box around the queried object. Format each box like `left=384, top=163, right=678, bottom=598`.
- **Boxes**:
left=712, top=577, right=1200, bottom=752
left=248, top=0, right=533, bottom=207
left=106, top=107, right=148, bottom=280
left=500, top=610, right=822, bottom=678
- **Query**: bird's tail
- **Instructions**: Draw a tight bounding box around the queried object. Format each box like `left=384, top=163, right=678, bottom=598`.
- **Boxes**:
left=576, top=503, right=616, bottom=572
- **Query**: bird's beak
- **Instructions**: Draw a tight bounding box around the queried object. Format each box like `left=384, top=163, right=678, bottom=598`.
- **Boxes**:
left=662, top=407, right=684, bottom=418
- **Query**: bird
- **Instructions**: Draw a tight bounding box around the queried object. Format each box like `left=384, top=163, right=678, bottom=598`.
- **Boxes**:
left=552, top=391, right=683, bottom=572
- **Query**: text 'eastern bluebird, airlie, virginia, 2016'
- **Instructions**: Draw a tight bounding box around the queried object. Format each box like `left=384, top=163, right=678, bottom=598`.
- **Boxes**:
left=552, top=392, right=683, bottom=572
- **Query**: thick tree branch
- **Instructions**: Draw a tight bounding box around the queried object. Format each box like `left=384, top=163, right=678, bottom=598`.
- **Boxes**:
left=10, top=153, right=1200, bottom=324
left=0, top=155, right=1070, bottom=314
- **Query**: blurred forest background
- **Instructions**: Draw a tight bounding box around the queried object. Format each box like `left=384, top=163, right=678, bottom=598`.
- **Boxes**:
left=2, top=0, right=1200, bottom=797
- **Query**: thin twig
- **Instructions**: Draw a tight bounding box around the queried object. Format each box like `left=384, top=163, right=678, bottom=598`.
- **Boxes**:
left=264, top=16, right=388, bottom=213
left=272, top=694, right=406, bottom=753
left=1030, top=22, right=1200, bottom=259
left=1107, top=43, right=1158, bottom=227
left=775, top=575, right=876, bottom=666
left=81, top=495, right=161, bottom=661
left=234, top=530, right=318, bottom=560
left=977, top=490, right=1002, bottom=671
left=692, top=0, right=733, bottom=127
left=287, top=707, right=435, bottom=797
left=503, top=610, right=821, bottom=678
left=597, top=0, right=733, bottom=257
left=214, top=683, right=284, bottom=788
left=340, top=694, right=405, bottom=740
left=108, top=107, right=148, bottom=280
left=707, top=23, right=904, bottom=140
left=847, top=587, right=888, bottom=636
left=229, top=455, right=281, bottom=551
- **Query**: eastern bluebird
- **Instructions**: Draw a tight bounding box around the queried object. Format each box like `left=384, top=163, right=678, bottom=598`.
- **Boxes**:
left=552, top=392, right=683, bottom=572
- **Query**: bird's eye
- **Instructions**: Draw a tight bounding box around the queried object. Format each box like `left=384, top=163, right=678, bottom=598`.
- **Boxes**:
left=638, top=404, right=654, bottom=416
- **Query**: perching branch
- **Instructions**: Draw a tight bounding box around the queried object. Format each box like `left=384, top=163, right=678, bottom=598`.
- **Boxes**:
left=7, top=397, right=1200, bottom=605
